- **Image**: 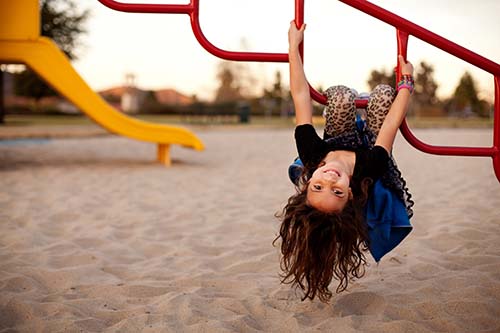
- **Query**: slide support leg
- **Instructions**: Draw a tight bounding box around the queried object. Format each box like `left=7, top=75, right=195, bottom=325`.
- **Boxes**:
left=157, top=143, right=171, bottom=166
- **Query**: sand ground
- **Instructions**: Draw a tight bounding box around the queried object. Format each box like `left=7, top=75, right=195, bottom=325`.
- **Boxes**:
left=1, top=127, right=499, bottom=332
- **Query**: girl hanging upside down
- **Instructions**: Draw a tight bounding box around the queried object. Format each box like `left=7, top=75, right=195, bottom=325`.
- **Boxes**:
left=274, top=21, right=415, bottom=302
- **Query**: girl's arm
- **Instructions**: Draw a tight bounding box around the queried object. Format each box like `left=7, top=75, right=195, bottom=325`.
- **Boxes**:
left=289, top=21, right=313, bottom=125
left=375, top=55, right=414, bottom=153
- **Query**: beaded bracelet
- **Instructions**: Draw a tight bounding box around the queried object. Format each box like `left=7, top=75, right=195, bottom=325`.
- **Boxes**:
left=397, top=74, right=414, bottom=94
left=398, top=83, right=414, bottom=94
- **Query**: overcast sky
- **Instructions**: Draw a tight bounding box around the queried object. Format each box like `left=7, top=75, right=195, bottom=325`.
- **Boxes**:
left=72, top=0, right=500, bottom=102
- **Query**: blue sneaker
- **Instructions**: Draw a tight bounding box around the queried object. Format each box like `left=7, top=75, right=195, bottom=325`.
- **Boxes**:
left=288, top=157, right=304, bottom=186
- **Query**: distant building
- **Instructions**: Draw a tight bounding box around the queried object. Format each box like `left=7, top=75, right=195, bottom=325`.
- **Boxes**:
left=99, top=85, right=142, bottom=113
left=121, top=73, right=140, bottom=114
left=155, top=88, right=193, bottom=106
left=3, top=70, right=193, bottom=114
left=99, top=84, right=193, bottom=113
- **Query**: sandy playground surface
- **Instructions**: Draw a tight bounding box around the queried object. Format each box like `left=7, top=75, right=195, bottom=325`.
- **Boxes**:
left=0, top=127, right=499, bottom=332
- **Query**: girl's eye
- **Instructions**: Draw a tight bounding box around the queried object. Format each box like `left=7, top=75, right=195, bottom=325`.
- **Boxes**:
left=313, top=184, right=322, bottom=190
left=333, top=189, right=344, bottom=196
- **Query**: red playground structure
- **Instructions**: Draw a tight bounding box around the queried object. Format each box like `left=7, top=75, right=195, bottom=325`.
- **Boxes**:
left=98, top=0, right=500, bottom=182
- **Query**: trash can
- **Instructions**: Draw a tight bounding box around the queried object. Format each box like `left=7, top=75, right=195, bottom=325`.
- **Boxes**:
left=238, top=103, right=250, bottom=123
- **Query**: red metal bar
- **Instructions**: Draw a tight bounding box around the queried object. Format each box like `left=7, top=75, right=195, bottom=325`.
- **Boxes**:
left=492, top=76, right=500, bottom=181
left=97, top=0, right=192, bottom=14
left=294, top=0, right=304, bottom=58
left=398, top=27, right=497, bottom=158
left=96, top=0, right=500, bottom=181
left=339, top=0, right=500, bottom=76
left=337, top=0, right=500, bottom=181
left=293, top=0, right=327, bottom=105
left=389, top=7, right=499, bottom=181
left=396, top=30, right=409, bottom=81
left=189, top=0, right=286, bottom=62
left=95, top=0, right=331, bottom=104
left=97, top=0, right=288, bottom=62
left=309, top=88, right=370, bottom=108
left=95, top=0, right=500, bottom=82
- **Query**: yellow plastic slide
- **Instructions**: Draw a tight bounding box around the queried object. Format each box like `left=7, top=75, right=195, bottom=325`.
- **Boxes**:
left=0, top=0, right=204, bottom=166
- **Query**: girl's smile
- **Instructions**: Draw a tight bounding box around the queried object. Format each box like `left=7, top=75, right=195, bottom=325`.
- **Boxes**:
left=323, top=168, right=341, bottom=177
left=305, top=151, right=356, bottom=213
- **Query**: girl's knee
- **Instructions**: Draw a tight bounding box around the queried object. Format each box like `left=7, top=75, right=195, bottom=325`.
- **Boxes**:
left=325, top=85, right=357, bottom=106
left=325, top=85, right=353, bottom=98
left=322, top=85, right=357, bottom=136
left=371, top=84, right=396, bottom=100
left=373, top=83, right=393, bottom=90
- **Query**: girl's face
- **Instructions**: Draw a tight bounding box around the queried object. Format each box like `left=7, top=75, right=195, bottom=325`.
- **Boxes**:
left=306, top=160, right=352, bottom=213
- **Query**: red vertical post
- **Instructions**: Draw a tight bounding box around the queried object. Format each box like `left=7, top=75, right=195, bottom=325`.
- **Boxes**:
left=396, top=29, right=415, bottom=150
left=396, top=30, right=409, bottom=81
left=96, top=0, right=500, bottom=182
left=294, top=0, right=328, bottom=105
left=493, top=76, right=500, bottom=182
left=294, top=0, right=304, bottom=58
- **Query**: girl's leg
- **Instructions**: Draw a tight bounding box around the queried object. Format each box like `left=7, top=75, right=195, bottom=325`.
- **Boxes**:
left=366, top=84, right=396, bottom=136
left=323, top=85, right=357, bottom=138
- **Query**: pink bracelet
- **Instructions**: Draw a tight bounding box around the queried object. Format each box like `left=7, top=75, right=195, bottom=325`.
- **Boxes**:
left=397, top=83, right=414, bottom=94
left=397, top=75, right=414, bottom=94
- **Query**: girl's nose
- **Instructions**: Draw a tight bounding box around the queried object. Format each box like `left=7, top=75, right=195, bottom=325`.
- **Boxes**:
left=323, top=173, right=338, bottom=182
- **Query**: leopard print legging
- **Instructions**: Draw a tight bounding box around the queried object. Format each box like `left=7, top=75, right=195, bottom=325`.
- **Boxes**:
left=321, top=84, right=414, bottom=218
left=323, top=84, right=396, bottom=138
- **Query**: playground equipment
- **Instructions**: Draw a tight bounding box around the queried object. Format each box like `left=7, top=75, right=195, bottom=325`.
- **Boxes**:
left=0, top=0, right=204, bottom=166
left=97, top=0, right=500, bottom=182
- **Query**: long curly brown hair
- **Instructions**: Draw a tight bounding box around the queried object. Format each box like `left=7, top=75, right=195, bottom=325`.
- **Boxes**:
left=274, top=177, right=372, bottom=303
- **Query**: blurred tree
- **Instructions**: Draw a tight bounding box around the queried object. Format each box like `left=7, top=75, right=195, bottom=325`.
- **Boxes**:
left=235, top=38, right=258, bottom=98
left=213, top=39, right=258, bottom=104
left=214, top=61, right=242, bottom=103
left=414, top=61, right=439, bottom=107
left=12, top=0, right=89, bottom=108
left=142, top=90, right=161, bottom=113
left=40, top=0, right=89, bottom=60
left=261, top=70, right=284, bottom=116
left=271, top=70, right=284, bottom=101
left=368, top=61, right=440, bottom=116
left=367, top=67, right=396, bottom=91
left=450, top=71, right=489, bottom=117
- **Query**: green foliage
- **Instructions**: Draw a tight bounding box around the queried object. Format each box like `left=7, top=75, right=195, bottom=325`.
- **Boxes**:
left=453, top=72, right=479, bottom=107
left=14, top=68, right=56, bottom=101
left=367, top=67, right=396, bottom=91
left=366, top=62, right=491, bottom=118
left=214, top=61, right=242, bottom=103
left=367, top=62, right=441, bottom=116
left=261, top=70, right=286, bottom=116
left=414, top=61, right=439, bottom=107
left=449, top=71, right=490, bottom=117
left=13, top=0, right=89, bottom=102
left=270, top=70, right=284, bottom=100
left=367, top=61, right=440, bottom=111
left=141, top=90, right=165, bottom=113
left=41, top=0, right=90, bottom=60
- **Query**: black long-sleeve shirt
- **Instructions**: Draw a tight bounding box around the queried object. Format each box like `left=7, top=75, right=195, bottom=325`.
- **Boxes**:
left=295, top=124, right=389, bottom=195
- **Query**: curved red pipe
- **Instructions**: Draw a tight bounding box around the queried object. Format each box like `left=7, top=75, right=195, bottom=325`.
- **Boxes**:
left=189, top=0, right=287, bottom=62
left=97, top=0, right=500, bottom=181
left=339, top=0, right=500, bottom=76
left=97, top=0, right=192, bottom=14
